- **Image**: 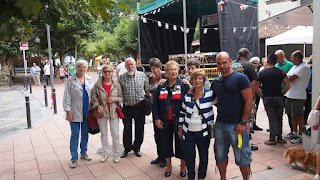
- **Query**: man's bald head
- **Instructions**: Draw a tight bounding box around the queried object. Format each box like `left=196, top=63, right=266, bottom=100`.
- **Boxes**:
left=275, top=49, right=285, bottom=64
left=216, top=51, right=230, bottom=61
left=216, top=51, right=232, bottom=76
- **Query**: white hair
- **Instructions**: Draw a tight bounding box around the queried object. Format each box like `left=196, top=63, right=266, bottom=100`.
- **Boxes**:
left=125, top=57, right=136, bottom=64
left=75, top=60, right=88, bottom=69
left=275, top=49, right=285, bottom=57
left=249, top=57, right=260, bottom=64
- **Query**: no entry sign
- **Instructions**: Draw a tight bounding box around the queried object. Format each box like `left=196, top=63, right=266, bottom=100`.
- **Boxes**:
left=20, top=42, right=28, bottom=50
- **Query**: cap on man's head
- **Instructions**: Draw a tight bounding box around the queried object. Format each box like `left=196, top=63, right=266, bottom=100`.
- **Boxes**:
left=238, top=48, right=251, bottom=56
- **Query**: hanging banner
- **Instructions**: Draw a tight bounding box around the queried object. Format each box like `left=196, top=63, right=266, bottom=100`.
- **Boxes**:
left=202, top=14, right=218, bottom=27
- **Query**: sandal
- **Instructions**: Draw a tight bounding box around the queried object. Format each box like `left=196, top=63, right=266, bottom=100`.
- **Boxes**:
left=264, top=140, right=276, bottom=145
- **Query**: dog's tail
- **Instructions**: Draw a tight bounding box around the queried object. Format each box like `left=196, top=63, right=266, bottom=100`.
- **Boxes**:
left=284, top=149, right=290, bottom=159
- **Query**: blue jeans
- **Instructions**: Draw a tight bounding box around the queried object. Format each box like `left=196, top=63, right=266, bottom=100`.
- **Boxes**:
left=184, top=131, right=210, bottom=180
left=214, top=121, right=252, bottom=167
left=69, top=117, right=89, bottom=160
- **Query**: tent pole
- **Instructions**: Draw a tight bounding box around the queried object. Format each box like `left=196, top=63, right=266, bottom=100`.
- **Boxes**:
left=265, top=43, right=267, bottom=60
left=183, top=0, right=188, bottom=69
left=303, top=42, right=306, bottom=60
left=137, top=0, right=142, bottom=62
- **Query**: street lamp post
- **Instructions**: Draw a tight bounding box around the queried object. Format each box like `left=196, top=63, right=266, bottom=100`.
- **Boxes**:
left=45, top=4, right=57, bottom=114
left=34, top=37, right=40, bottom=65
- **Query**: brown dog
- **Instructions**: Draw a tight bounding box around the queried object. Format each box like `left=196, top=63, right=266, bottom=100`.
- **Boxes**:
left=284, top=147, right=317, bottom=172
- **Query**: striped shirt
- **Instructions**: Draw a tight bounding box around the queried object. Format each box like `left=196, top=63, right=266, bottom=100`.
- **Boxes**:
left=179, top=89, right=215, bottom=139
left=119, top=71, right=149, bottom=106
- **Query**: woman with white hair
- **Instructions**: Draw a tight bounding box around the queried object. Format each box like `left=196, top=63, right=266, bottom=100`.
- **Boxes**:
left=63, top=60, right=94, bottom=169
left=250, top=57, right=263, bottom=131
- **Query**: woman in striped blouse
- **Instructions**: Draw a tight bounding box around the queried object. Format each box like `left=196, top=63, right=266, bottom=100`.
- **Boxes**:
left=178, top=69, right=215, bottom=180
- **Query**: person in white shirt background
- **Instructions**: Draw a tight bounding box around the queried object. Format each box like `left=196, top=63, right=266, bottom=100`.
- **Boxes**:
left=43, top=61, right=51, bottom=86
left=284, top=50, right=311, bottom=144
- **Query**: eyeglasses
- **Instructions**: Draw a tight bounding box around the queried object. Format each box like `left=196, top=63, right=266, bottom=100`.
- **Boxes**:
left=103, top=71, right=113, bottom=74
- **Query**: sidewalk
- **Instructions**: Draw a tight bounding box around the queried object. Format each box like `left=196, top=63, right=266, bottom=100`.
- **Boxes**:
left=0, top=72, right=316, bottom=180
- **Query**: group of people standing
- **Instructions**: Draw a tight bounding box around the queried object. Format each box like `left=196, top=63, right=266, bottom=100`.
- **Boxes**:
left=62, top=48, right=311, bottom=180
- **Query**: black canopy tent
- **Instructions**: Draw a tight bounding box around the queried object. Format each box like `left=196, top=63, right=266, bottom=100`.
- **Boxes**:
left=137, top=0, right=258, bottom=64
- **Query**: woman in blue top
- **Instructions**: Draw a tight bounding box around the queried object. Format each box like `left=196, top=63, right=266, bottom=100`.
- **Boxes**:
left=152, top=61, right=190, bottom=177
left=178, top=69, right=215, bottom=180
left=63, top=60, right=94, bottom=169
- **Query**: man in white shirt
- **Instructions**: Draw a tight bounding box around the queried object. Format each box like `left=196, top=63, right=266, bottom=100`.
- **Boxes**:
left=30, top=63, right=41, bottom=86
left=285, top=50, right=311, bottom=144
left=44, top=61, right=51, bottom=86
left=117, top=58, right=127, bottom=77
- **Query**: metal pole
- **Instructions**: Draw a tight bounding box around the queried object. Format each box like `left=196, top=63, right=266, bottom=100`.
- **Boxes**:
left=52, top=88, right=57, bottom=114
left=25, top=77, right=28, bottom=90
left=23, top=76, right=25, bottom=88
left=183, top=0, right=188, bottom=69
left=9, top=73, right=12, bottom=87
left=29, top=78, right=32, bottom=94
left=137, top=0, right=142, bottom=61
left=23, top=50, right=27, bottom=77
left=25, top=96, right=32, bottom=128
left=47, top=24, right=54, bottom=89
left=44, top=85, right=48, bottom=107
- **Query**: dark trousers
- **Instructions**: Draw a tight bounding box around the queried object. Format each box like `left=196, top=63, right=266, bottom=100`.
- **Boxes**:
left=184, top=131, right=210, bottom=180
left=45, top=75, right=50, bottom=86
left=153, top=119, right=163, bottom=159
left=304, top=89, right=312, bottom=124
left=122, top=102, right=145, bottom=152
left=284, top=96, right=293, bottom=132
left=160, top=120, right=183, bottom=159
left=263, top=96, right=284, bottom=141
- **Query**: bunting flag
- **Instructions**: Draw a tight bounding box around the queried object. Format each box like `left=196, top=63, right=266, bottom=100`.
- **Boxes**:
left=243, top=27, right=247, bottom=33
left=264, top=26, right=268, bottom=31
left=240, top=4, right=248, bottom=10
left=266, top=10, right=271, bottom=16
left=218, top=0, right=226, bottom=11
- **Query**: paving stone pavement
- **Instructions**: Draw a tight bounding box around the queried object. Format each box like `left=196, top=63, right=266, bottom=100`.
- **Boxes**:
left=0, top=72, right=317, bottom=180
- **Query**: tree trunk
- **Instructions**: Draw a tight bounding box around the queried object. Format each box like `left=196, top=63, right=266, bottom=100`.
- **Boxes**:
left=0, top=55, right=13, bottom=86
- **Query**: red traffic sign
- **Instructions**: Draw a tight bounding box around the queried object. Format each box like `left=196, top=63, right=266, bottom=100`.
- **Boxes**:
left=20, top=42, right=28, bottom=50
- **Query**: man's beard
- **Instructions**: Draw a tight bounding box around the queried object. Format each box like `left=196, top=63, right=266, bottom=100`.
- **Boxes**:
left=128, top=71, right=135, bottom=75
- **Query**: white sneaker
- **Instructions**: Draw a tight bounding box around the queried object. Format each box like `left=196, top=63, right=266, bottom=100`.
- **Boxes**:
left=291, top=137, right=302, bottom=144
left=314, top=174, right=320, bottom=180
left=70, top=160, right=77, bottom=168
left=100, top=154, right=108, bottom=162
left=114, top=156, right=120, bottom=163
left=80, top=154, right=91, bottom=161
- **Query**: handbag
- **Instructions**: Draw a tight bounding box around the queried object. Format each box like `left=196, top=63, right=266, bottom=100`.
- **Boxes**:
left=88, top=111, right=100, bottom=135
left=193, top=98, right=215, bottom=139
left=307, top=96, right=320, bottom=126
left=91, top=107, right=104, bottom=119
left=116, top=103, right=125, bottom=119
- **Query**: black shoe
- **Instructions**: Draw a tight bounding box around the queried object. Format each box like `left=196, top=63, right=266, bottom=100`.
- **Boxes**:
left=134, top=150, right=142, bottom=157
left=180, top=171, right=187, bottom=177
left=164, top=170, right=171, bottom=177
left=249, top=134, right=252, bottom=140
left=121, top=150, right=129, bottom=158
left=251, top=145, right=258, bottom=151
left=253, top=125, right=263, bottom=131
left=151, top=157, right=162, bottom=164
left=250, top=129, right=254, bottom=134
left=160, top=160, right=167, bottom=167
left=266, top=129, right=270, bottom=132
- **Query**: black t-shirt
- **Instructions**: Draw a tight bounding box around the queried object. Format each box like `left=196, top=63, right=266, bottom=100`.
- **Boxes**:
left=257, top=67, right=287, bottom=97
left=231, top=59, right=258, bottom=82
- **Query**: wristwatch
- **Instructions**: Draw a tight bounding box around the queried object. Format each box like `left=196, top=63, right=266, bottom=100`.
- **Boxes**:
left=240, top=120, right=247, bottom=125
